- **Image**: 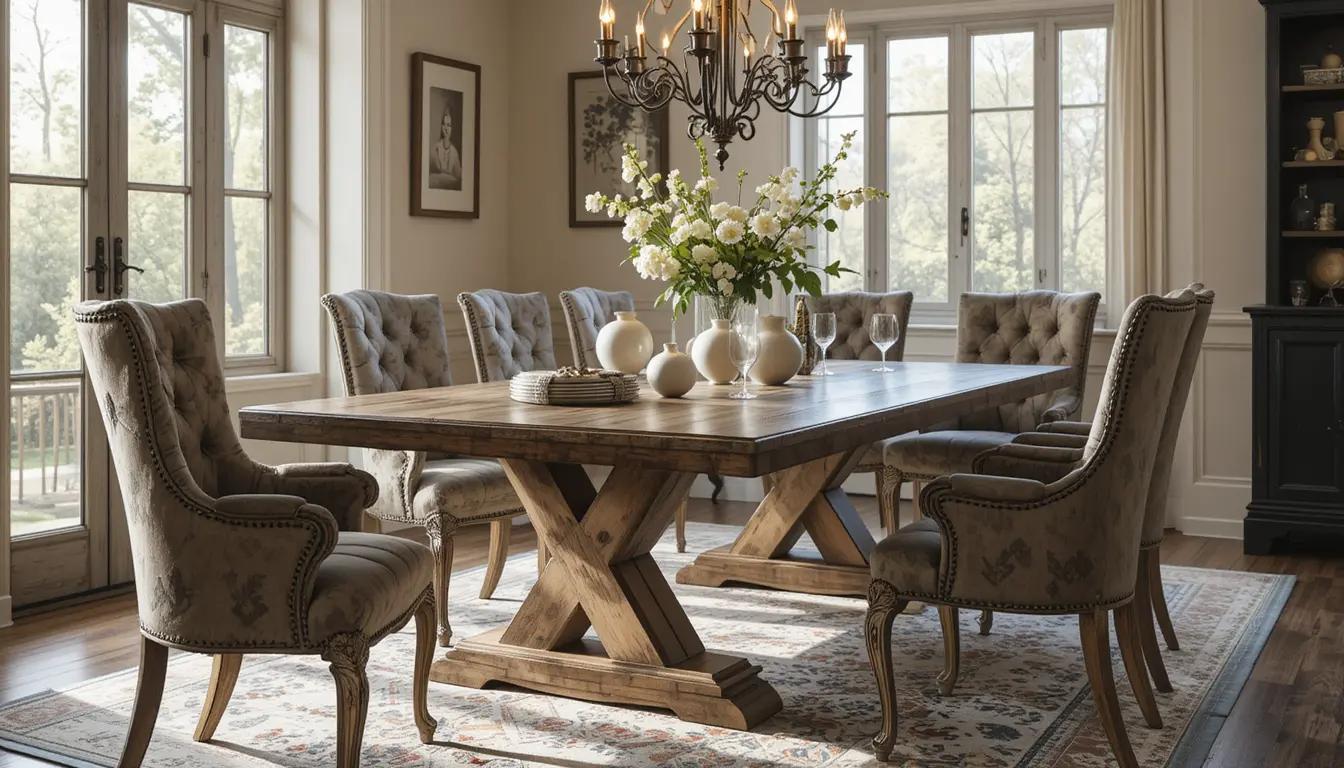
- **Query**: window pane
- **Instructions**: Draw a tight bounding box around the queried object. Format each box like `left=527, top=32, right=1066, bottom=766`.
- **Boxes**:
left=972, top=111, right=1034, bottom=293
left=1061, top=106, right=1106, bottom=294
left=10, top=382, right=83, bottom=536
left=817, top=116, right=865, bottom=293
left=225, top=25, right=268, bottom=192
left=8, top=0, right=83, bottom=177
left=127, top=4, right=186, bottom=185
left=224, top=196, right=267, bottom=356
left=127, top=190, right=186, bottom=303
left=1060, top=27, right=1108, bottom=106
left=972, top=31, right=1034, bottom=110
left=888, top=36, right=947, bottom=114
left=9, top=183, right=82, bottom=373
left=816, top=42, right=865, bottom=116
left=888, top=114, right=948, bottom=302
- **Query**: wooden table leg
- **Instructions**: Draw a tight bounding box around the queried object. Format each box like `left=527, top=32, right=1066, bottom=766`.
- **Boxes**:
left=677, top=447, right=876, bottom=597
left=431, top=460, right=782, bottom=730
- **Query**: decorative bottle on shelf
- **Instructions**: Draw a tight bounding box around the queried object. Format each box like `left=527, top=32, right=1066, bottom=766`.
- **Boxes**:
left=1292, top=185, right=1318, bottom=231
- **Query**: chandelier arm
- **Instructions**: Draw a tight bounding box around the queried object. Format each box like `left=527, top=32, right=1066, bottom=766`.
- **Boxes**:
left=600, top=67, right=655, bottom=110
left=785, top=79, right=843, bottom=118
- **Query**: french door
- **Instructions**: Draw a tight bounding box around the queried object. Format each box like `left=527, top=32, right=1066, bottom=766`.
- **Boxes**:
left=6, top=0, right=200, bottom=604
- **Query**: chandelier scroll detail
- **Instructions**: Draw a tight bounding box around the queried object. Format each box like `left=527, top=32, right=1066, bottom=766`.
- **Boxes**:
left=594, top=0, right=850, bottom=169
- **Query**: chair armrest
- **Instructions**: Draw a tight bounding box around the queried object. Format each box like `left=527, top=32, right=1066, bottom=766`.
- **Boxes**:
left=1039, top=394, right=1082, bottom=423
left=939, top=473, right=1053, bottom=503
left=971, top=443, right=1083, bottom=484
left=1034, top=420, right=1092, bottom=436
left=1011, top=431, right=1089, bottom=449
left=253, top=463, right=379, bottom=531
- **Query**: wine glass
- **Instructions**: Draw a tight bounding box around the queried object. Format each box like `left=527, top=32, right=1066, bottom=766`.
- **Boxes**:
left=812, top=312, right=837, bottom=376
left=870, top=313, right=899, bottom=373
left=728, top=309, right=759, bottom=400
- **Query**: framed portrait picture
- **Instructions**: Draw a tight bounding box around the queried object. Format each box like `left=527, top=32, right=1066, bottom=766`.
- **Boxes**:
left=411, top=53, right=481, bottom=218
left=568, top=71, right=669, bottom=227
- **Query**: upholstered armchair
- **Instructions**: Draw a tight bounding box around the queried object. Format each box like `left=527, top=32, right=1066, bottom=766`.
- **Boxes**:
left=73, top=299, right=436, bottom=768
left=878, top=291, right=1100, bottom=558
left=864, top=292, right=1198, bottom=768
left=801, top=290, right=915, bottom=526
left=971, top=284, right=1215, bottom=694
left=558, top=286, right=635, bottom=368
left=323, top=290, right=527, bottom=648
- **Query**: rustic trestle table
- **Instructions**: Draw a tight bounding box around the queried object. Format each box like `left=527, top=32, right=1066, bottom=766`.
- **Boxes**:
left=239, top=360, right=1072, bottom=730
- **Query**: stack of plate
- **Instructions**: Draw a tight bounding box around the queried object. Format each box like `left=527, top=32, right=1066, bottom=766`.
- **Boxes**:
left=509, top=369, right=641, bottom=406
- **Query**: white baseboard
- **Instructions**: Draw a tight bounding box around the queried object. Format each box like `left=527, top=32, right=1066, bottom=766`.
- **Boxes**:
left=1175, top=515, right=1244, bottom=541
left=0, top=595, right=12, bottom=629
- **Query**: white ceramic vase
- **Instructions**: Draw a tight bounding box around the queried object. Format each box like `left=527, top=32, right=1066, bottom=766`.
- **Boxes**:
left=595, top=310, right=654, bottom=374
left=691, top=319, right=738, bottom=384
left=751, top=314, right=804, bottom=385
left=647, top=343, right=697, bottom=398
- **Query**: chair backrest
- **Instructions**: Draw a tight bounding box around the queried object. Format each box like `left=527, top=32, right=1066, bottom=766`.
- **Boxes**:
left=559, top=287, right=636, bottom=368
left=802, top=291, right=914, bottom=361
left=954, top=290, right=1101, bottom=432
left=321, top=290, right=454, bottom=396
left=457, top=289, right=557, bottom=382
left=1141, top=284, right=1215, bottom=547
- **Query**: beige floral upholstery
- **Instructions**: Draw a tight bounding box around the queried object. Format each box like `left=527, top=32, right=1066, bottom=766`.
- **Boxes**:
left=802, top=291, right=914, bottom=361
left=457, top=289, right=557, bottom=382
left=559, top=287, right=635, bottom=368
left=73, top=298, right=437, bottom=768
left=865, top=291, right=1198, bottom=767
left=877, top=291, right=1100, bottom=530
left=323, top=290, right=524, bottom=648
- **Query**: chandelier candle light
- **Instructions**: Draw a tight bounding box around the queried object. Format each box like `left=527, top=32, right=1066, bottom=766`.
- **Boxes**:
left=594, top=0, right=851, bottom=169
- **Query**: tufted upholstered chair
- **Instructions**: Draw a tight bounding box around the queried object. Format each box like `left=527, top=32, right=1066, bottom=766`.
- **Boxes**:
left=323, top=290, right=527, bottom=649
left=457, top=289, right=558, bottom=382
left=73, top=299, right=437, bottom=768
left=971, top=284, right=1215, bottom=695
left=800, top=291, right=915, bottom=533
left=864, top=291, right=1198, bottom=768
left=878, top=291, right=1100, bottom=554
left=558, top=286, right=636, bottom=368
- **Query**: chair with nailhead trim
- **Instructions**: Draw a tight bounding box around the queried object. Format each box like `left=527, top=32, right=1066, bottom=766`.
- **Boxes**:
left=558, top=286, right=636, bottom=369
left=878, top=291, right=1100, bottom=579
left=323, top=290, right=528, bottom=650
left=864, top=291, right=1198, bottom=768
left=74, top=298, right=437, bottom=768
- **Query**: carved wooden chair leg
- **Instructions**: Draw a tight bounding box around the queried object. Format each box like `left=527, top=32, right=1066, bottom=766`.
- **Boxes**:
left=1134, top=549, right=1173, bottom=693
left=118, top=636, right=169, bottom=768
left=193, top=653, right=242, bottom=742
left=709, top=472, right=725, bottom=502
left=411, top=594, right=439, bottom=744
left=323, top=633, right=371, bottom=768
left=675, top=500, right=688, bottom=553
left=1113, top=601, right=1163, bottom=729
left=1147, top=546, right=1179, bottom=651
left=1079, top=610, right=1139, bottom=768
left=877, top=467, right=901, bottom=534
left=866, top=581, right=908, bottom=763
left=936, top=606, right=961, bottom=696
left=425, top=515, right=455, bottom=647
left=479, top=519, right=510, bottom=599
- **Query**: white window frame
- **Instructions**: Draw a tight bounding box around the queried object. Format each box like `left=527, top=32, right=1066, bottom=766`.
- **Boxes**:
left=803, top=7, right=1112, bottom=326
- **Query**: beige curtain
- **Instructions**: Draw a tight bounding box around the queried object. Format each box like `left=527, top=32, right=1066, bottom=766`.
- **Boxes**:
left=1108, top=0, right=1167, bottom=301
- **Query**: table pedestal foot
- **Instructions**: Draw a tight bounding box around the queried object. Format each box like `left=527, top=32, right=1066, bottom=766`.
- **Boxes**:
left=677, top=545, right=870, bottom=597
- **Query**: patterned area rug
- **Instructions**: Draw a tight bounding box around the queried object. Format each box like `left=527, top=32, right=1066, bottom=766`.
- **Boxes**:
left=0, top=523, right=1292, bottom=768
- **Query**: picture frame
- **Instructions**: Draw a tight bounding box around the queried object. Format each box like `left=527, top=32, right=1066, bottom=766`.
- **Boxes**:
left=568, top=71, right=670, bottom=227
left=411, top=52, right=481, bottom=218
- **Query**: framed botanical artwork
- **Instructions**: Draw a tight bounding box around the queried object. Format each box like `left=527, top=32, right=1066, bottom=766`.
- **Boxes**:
left=411, top=52, right=481, bottom=218
left=568, top=71, right=669, bottom=227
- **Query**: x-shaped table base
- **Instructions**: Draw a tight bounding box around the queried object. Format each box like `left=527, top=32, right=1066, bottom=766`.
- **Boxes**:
left=430, top=459, right=783, bottom=729
left=677, top=447, right=877, bottom=597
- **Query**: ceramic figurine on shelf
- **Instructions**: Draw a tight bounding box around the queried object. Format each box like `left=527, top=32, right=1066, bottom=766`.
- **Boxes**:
left=1308, top=117, right=1333, bottom=161
left=1319, top=202, right=1338, bottom=232
left=1324, top=46, right=1343, bottom=69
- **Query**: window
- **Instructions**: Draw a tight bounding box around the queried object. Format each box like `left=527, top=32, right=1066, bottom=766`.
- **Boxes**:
left=805, top=13, right=1111, bottom=322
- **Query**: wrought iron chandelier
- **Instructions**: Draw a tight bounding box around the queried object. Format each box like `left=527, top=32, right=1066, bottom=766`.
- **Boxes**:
left=594, top=0, right=850, bottom=169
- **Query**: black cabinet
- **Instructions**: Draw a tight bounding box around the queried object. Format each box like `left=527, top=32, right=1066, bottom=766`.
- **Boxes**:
left=1245, top=306, right=1344, bottom=553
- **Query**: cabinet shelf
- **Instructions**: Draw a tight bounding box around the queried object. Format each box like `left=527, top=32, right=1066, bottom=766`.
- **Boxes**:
left=1283, top=160, right=1344, bottom=168
left=1282, top=230, right=1344, bottom=237
left=1282, top=83, right=1344, bottom=93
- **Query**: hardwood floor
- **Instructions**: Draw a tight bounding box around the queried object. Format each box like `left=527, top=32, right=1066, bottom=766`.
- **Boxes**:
left=1, top=496, right=1341, bottom=767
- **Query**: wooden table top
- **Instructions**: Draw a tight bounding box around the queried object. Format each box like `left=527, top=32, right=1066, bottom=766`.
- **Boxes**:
left=239, top=361, right=1072, bottom=476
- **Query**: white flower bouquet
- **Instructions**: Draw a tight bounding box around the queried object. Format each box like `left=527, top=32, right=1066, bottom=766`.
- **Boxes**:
left=586, top=131, right=884, bottom=320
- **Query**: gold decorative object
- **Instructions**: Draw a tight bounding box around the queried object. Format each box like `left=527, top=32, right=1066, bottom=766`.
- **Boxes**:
left=1308, top=248, right=1344, bottom=290
left=789, top=294, right=816, bottom=375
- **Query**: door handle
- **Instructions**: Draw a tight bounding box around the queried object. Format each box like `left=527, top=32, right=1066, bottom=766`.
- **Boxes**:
left=85, top=236, right=108, bottom=294
left=112, top=237, right=144, bottom=296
